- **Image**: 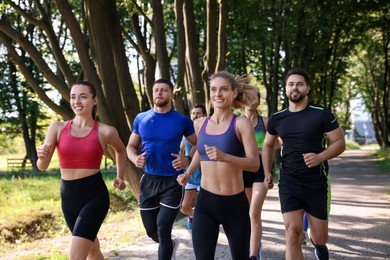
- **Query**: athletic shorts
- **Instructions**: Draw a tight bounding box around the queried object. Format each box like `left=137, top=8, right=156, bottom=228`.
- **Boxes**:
left=185, top=182, right=201, bottom=191
left=139, top=173, right=183, bottom=210
left=278, top=172, right=330, bottom=220
left=60, top=172, right=109, bottom=241
left=243, top=155, right=265, bottom=188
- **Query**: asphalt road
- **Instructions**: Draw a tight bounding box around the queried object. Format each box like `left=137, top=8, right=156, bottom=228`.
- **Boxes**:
left=106, top=149, right=390, bottom=260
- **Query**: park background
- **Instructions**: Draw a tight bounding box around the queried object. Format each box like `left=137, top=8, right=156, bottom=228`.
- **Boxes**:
left=0, top=0, right=389, bottom=258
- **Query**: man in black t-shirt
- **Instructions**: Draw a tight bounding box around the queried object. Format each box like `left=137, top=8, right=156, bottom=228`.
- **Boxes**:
left=262, top=68, right=346, bottom=260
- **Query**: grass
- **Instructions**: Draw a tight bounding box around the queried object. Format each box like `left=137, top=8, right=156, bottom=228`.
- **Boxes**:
left=372, top=147, right=390, bottom=172
left=0, top=152, right=114, bottom=173
left=0, top=169, right=140, bottom=259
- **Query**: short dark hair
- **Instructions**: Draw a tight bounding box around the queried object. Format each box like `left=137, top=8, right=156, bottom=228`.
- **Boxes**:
left=193, top=103, right=207, bottom=115
left=154, top=78, right=174, bottom=91
left=284, top=67, right=310, bottom=86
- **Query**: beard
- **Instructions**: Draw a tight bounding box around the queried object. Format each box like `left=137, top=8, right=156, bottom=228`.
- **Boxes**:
left=288, top=91, right=307, bottom=103
left=154, top=98, right=170, bottom=107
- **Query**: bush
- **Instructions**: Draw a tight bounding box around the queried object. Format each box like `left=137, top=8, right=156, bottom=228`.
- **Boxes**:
left=373, top=148, right=390, bottom=172
left=346, top=140, right=360, bottom=150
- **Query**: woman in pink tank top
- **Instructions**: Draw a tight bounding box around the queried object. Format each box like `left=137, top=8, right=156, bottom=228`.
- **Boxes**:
left=37, top=81, right=127, bottom=260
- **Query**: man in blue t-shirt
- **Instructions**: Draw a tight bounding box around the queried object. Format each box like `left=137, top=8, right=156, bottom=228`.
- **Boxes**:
left=127, top=79, right=196, bottom=260
left=180, top=104, right=206, bottom=229
left=262, top=68, right=345, bottom=260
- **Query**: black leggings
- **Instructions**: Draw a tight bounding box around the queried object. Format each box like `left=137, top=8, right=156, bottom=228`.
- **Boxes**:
left=141, top=206, right=179, bottom=260
left=192, top=188, right=250, bottom=260
left=60, top=172, right=109, bottom=241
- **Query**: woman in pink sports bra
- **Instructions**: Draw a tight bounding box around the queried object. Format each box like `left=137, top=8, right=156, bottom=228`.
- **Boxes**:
left=177, top=71, right=260, bottom=260
left=37, top=81, right=127, bottom=260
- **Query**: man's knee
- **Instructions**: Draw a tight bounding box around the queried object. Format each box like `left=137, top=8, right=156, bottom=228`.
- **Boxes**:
left=285, top=225, right=303, bottom=245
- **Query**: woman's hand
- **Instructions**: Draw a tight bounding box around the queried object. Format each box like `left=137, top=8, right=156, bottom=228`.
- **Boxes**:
left=204, top=144, right=226, bottom=161
left=177, top=173, right=190, bottom=186
left=113, top=178, right=126, bottom=190
left=37, top=144, right=53, bottom=161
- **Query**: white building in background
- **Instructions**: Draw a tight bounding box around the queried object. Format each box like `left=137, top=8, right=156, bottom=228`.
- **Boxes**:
left=345, top=97, right=377, bottom=145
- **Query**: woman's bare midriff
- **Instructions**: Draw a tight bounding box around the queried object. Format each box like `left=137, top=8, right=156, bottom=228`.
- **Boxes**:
left=200, top=161, right=244, bottom=195
left=60, top=168, right=100, bottom=180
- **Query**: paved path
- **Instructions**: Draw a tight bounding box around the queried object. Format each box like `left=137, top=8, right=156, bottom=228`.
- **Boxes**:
left=105, top=149, right=390, bottom=259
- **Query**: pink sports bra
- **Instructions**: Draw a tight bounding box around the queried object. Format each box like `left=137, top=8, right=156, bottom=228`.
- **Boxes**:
left=57, top=120, right=103, bottom=169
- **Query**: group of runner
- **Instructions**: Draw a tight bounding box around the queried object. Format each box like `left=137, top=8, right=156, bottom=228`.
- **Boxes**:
left=37, top=67, right=345, bottom=260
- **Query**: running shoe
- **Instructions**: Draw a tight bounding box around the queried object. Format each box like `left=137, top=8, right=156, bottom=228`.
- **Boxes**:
left=187, top=216, right=193, bottom=230
left=258, top=242, right=263, bottom=260
left=249, top=243, right=263, bottom=260
left=171, top=237, right=180, bottom=260
left=314, top=243, right=329, bottom=260
left=302, top=231, right=309, bottom=245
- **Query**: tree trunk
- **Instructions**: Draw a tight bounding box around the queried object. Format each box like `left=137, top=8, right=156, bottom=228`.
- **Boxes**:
left=174, top=0, right=188, bottom=114
left=216, top=0, right=228, bottom=72
left=183, top=0, right=205, bottom=106
left=84, top=0, right=142, bottom=198
left=202, top=0, right=217, bottom=113
left=152, top=0, right=170, bottom=79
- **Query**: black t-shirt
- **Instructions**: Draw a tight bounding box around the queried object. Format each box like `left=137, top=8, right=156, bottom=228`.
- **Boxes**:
left=268, top=103, right=339, bottom=176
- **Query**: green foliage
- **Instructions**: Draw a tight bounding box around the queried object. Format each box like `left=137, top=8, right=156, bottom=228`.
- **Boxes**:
left=373, top=148, right=390, bottom=172
left=346, top=140, right=360, bottom=150
left=0, top=171, right=137, bottom=252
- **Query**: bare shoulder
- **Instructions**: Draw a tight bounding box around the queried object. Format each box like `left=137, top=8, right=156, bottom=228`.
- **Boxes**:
left=49, top=121, right=67, bottom=132
left=236, top=115, right=252, bottom=127
left=194, top=116, right=207, bottom=133
left=98, top=122, right=118, bottom=137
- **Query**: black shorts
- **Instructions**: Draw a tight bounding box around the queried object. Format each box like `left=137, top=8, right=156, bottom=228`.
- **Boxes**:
left=60, top=172, right=109, bottom=241
left=278, top=172, right=330, bottom=220
left=243, top=155, right=265, bottom=188
left=139, top=173, right=183, bottom=210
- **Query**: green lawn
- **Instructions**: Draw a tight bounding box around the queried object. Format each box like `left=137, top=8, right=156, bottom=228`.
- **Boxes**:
left=0, top=152, right=114, bottom=172
left=0, top=169, right=141, bottom=259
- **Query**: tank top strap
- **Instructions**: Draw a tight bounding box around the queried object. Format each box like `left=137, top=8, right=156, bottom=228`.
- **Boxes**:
left=200, top=116, right=211, bottom=132
left=255, top=115, right=266, bottom=132
left=63, top=120, right=72, bottom=134
left=230, top=115, right=240, bottom=142
left=93, top=120, right=99, bottom=131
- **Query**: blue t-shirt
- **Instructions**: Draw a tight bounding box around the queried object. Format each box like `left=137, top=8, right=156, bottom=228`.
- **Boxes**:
left=133, top=109, right=195, bottom=176
left=184, top=139, right=201, bottom=186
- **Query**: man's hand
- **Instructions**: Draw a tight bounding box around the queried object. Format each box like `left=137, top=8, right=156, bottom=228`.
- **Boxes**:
left=134, top=152, right=147, bottom=168
left=264, top=174, right=274, bottom=190
left=303, top=153, right=324, bottom=168
left=171, top=153, right=189, bottom=170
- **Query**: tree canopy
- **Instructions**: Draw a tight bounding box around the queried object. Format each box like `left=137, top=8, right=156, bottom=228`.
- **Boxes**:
left=0, top=0, right=388, bottom=198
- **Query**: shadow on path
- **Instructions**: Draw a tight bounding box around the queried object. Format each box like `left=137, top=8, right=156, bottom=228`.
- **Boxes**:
left=106, top=149, right=390, bottom=260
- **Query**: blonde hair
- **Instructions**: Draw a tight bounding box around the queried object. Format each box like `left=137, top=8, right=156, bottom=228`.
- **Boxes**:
left=210, top=71, right=259, bottom=109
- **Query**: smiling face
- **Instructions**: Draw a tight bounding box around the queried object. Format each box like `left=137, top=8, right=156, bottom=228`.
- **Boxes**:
left=190, top=107, right=205, bottom=121
left=209, top=77, right=237, bottom=109
left=153, top=82, right=173, bottom=108
left=70, top=84, right=97, bottom=117
left=285, top=74, right=310, bottom=103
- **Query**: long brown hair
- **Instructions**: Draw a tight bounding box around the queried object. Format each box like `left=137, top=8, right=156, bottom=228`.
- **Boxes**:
left=210, top=71, right=259, bottom=109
